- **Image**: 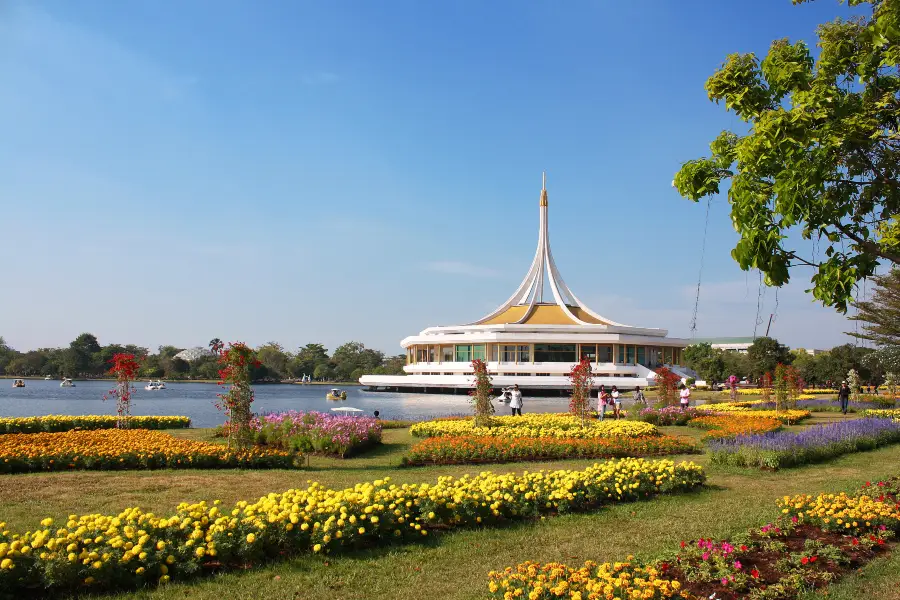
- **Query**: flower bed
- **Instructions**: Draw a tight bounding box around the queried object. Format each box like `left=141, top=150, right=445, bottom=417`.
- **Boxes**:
left=863, top=408, right=900, bottom=419
left=251, top=411, right=381, bottom=457
left=688, top=415, right=782, bottom=440
left=0, top=458, right=705, bottom=596
left=697, top=404, right=810, bottom=424
left=0, top=415, right=191, bottom=434
left=487, top=559, right=684, bottom=600
left=487, top=476, right=900, bottom=600
left=401, top=434, right=699, bottom=466
left=708, top=418, right=900, bottom=469
left=637, top=406, right=704, bottom=425
left=0, top=429, right=296, bottom=474
left=409, top=414, right=657, bottom=439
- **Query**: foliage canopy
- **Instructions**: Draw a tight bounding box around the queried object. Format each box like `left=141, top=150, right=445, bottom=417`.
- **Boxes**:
left=674, top=0, right=900, bottom=312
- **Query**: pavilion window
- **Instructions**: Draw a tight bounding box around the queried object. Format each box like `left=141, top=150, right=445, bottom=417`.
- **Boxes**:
left=533, top=344, right=576, bottom=363
left=626, top=345, right=636, bottom=365
left=417, top=347, right=431, bottom=363
left=518, top=345, right=530, bottom=363
left=490, top=345, right=499, bottom=361
left=637, top=346, right=647, bottom=366
left=580, top=344, right=597, bottom=362
left=499, top=345, right=517, bottom=362
left=455, top=345, right=471, bottom=363
left=472, top=345, right=486, bottom=361
left=597, top=345, right=612, bottom=363
left=441, top=346, right=454, bottom=363
left=616, top=345, right=626, bottom=364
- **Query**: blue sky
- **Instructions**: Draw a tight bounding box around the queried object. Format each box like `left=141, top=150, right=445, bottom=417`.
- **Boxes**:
left=0, top=0, right=875, bottom=355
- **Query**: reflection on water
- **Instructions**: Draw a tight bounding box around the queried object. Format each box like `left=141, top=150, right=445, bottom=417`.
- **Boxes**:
left=0, top=380, right=576, bottom=428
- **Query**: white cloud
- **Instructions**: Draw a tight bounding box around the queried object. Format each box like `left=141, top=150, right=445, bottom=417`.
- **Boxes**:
left=422, top=261, right=499, bottom=278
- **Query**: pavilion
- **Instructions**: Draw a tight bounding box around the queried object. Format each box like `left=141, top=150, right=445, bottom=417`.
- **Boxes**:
left=359, top=175, right=692, bottom=393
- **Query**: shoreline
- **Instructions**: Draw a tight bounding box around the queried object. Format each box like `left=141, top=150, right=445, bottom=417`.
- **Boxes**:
left=0, top=375, right=360, bottom=386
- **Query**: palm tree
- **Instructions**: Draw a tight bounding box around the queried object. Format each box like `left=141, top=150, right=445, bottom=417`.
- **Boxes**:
left=209, top=338, right=224, bottom=356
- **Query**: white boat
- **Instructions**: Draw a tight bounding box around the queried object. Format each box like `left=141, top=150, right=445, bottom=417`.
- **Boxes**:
left=12, top=379, right=24, bottom=388
left=44, top=376, right=52, bottom=380
left=60, top=378, right=75, bottom=388
left=145, top=380, right=166, bottom=390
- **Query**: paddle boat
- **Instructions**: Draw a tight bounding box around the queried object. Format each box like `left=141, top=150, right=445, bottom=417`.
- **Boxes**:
left=44, top=375, right=52, bottom=380
left=145, top=380, right=166, bottom=390
left=494, top=387, right=513, bottom=403
left=326, top=388, right=347, bottom=401
left=12, top=379, right=24, bottom=388
left=60, top=378, right=75, bottom=387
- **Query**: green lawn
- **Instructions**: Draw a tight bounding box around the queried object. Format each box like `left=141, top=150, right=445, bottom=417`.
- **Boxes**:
left=2, top=417, right=899, bottom=600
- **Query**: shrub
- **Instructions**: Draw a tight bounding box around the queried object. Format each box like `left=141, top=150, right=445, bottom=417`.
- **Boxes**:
left=0, top=415, right=191, bottom=434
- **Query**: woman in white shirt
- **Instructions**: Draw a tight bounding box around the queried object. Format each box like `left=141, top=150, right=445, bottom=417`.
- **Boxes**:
left=679, top=383, right=691, bottom=410
left=611, top=386, right=621, bottom=419
left=509, top=384, right=523, bottom=416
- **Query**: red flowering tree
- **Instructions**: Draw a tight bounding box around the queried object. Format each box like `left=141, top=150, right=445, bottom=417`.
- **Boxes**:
left=103, top=353, right=142, bottom=429
left=785, top=365, right=803, bottom=409
left=774, top=363, right=789, bottom=410
left=759, top=372, right=773, bottom=403
left=568, top=358, right=594, bottom=425
left=469, top=359, right=495, bottom=427
left=654, top=367, right=680, bottom=406
left=217, top=342, right=261, bottom=449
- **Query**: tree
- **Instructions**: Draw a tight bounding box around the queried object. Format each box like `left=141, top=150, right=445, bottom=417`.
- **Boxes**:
left=469, top=359, right=495, bottom=427
left=209, top=338, right=224, bottom=355
left=331, top=341, right=384, bottom=382
left=103, top=354, right=141, bottom=429
left=294, top=343, right=330, bottom=379
left=69, top=333, right=101, bottom=376
left=673, top=0, right=900, bottom=313
left=654, top=367, right=681, bottom=406
left=216, top=343, right=259, bottom=449
left=683, top=343, right=727, bottom=383
left=257, top=342, right=290, bottom=379
left=747, top=337, right=792, bottom=379
left=851, top=268, right=900, bottom=372
left=568, top=358, right=594, bottom=424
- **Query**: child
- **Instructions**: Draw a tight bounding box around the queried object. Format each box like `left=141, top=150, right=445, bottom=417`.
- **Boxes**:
left=597, top=385, right=609, bottom=420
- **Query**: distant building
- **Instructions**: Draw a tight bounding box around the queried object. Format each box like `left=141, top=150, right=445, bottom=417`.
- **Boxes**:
left=174, top=347, right=213, bottom=362
left=693, top=337, right=826, bottom=355
left=692, top=337, right=755, bottom=353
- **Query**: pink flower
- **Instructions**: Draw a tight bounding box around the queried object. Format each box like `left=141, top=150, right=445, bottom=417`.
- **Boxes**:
left=702, top=552, right=710, bottom=561
left=721, top=578, right=728, bottom=585
left=733, top=561, right=742, bottom=570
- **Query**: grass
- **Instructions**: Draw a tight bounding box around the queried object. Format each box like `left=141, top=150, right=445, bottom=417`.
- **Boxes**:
left=2, top=417, right=900, bottom=599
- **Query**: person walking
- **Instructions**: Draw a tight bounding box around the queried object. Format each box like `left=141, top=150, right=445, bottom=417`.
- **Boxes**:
left=597, top=385, right=609, bottom=420
left=611, top=385, right=622, bottom=419
left=509, top=384, right=523, bottom=416
left=632, top=386, right=646, bottom=407
left=679, top=383, right=691, bottom=410
left=838, top=381, right=851, bottom=415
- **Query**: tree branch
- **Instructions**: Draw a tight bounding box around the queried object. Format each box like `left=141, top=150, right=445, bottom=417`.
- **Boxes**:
left=833, top=223, right=900, bottom=264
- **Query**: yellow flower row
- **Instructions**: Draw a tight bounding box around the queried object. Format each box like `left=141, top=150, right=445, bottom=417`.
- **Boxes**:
left=862, top=409, right=900, bottom=419
left=777, top=492, right=900, bottom=534
left=0, top=415, right=191, bottom=434
left=0, top=458, right=706, bottom=594
left=0, top=429, right=295, bottom=473
left=487, top=559, right=686, bottom=600
left=410, top=415, right=658, bottom=440
left=697, top=404, right=810, bottom=424
left=722, top=388, right=836, bottom=395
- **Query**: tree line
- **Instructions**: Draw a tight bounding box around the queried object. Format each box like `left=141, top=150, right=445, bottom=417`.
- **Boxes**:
left=0, top=335, right=405, bottom=382
left=683, top=338, right=884, bottom=388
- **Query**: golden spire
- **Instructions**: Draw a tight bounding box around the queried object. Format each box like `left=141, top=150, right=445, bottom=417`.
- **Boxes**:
left=540, top=171, right=548, bottom=206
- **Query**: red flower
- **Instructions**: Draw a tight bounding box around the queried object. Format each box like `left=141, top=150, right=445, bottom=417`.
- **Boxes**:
left=800, top=557, right=808, bottom=565
left=740, top=545, right=748, bottom=552
left=810, top=556, right=818, bottom=563
left=680, top=541, right=686, bottom=549
left=750, top=569, right=759, bottom=579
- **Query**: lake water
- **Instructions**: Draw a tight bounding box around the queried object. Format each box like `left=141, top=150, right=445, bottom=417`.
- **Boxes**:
left=0, top=380, right=578, bottom=428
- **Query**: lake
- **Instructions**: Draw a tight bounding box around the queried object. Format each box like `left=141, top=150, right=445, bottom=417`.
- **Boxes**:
left=0, top=380, right=578, bottom=428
